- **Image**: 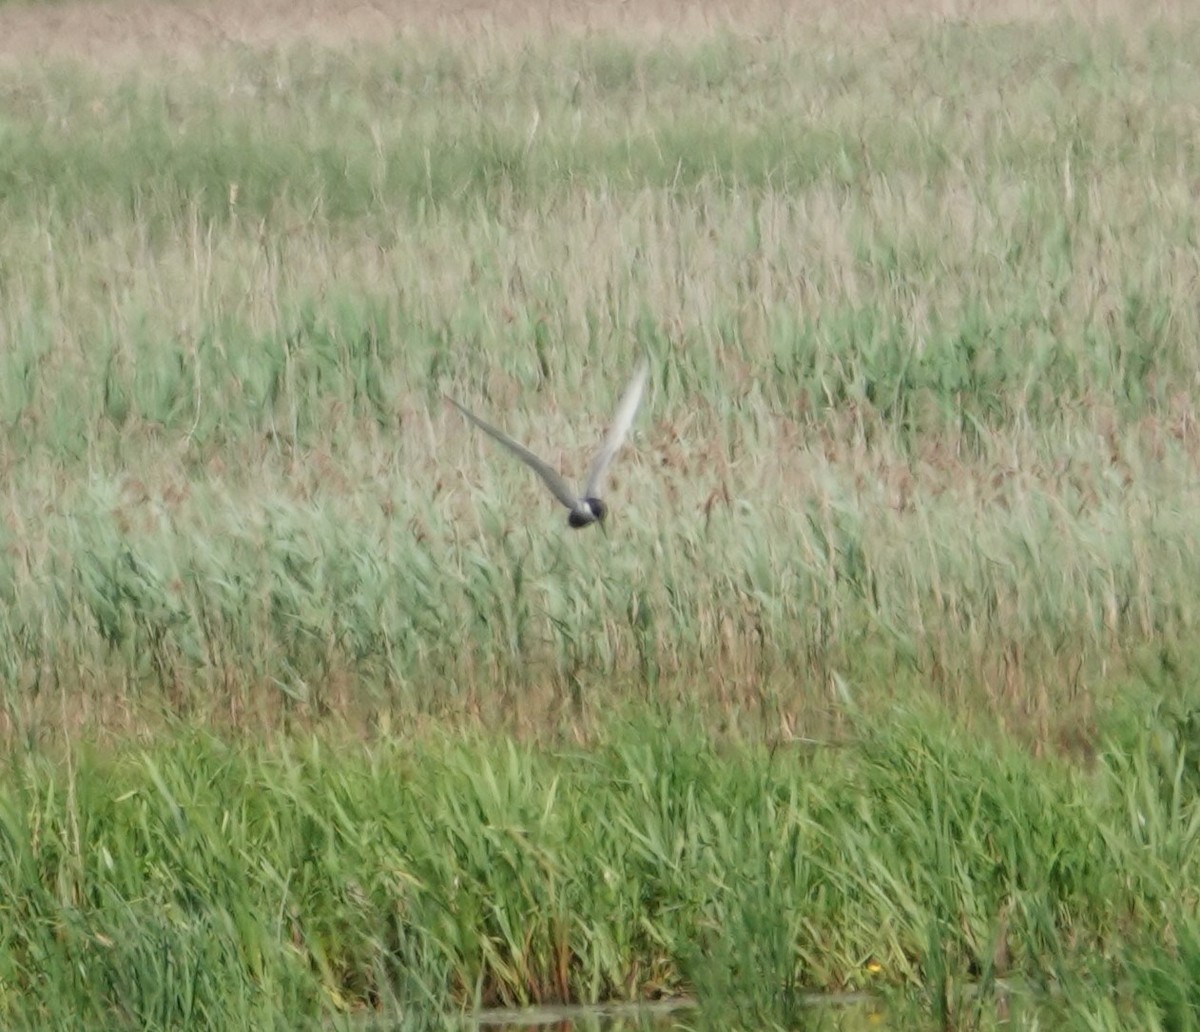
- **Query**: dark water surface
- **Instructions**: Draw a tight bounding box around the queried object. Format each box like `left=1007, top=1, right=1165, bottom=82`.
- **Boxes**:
left=469, top=992, right=882, bottom=1030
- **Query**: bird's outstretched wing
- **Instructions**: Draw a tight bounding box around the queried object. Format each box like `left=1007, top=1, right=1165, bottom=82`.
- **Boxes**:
left=447, top=397, right=579, bottom=510
left=583, top=358, right=649, bottom=498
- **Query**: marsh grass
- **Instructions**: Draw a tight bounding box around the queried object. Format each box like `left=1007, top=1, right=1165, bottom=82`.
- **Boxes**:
left=1, top=12, right=1200, bottom=743
left=4, top=700, right=1200, bottom=1027
left=2, top=1, right=1200, bottom=1025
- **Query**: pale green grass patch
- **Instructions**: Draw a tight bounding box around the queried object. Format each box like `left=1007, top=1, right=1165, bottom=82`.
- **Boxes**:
left=1, top=17, right=1200, bottom=737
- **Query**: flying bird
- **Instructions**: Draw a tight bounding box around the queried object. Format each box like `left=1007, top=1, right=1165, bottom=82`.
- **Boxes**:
left=447, top=359, right=649, bottom=528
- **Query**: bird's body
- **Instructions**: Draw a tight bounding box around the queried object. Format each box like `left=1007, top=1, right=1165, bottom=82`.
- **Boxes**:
left=567, top=498, right=607, bottom=528
left=448, top=360, right=649, bottom=529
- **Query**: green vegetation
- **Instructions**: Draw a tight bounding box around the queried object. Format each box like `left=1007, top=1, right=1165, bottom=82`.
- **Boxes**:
left=1, top=13, right=1199, bottom=738
left=5, top=699, right=1200, bottom=1029
left=1, top=1, right=1200, bottom=1026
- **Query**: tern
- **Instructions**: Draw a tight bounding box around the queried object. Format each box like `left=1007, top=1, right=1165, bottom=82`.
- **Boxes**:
left=448, top=359, right=649, bottom=528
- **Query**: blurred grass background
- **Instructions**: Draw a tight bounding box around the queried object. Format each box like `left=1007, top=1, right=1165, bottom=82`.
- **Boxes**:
left=1, top=13, right=1198, bottom=742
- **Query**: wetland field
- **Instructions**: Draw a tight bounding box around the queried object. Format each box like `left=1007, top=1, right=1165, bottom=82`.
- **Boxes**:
left=2, top=0, right=1200, bottom=1026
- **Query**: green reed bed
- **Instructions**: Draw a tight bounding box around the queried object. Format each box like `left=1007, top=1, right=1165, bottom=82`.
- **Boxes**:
left=4, top=700, right=1200, bottom=1029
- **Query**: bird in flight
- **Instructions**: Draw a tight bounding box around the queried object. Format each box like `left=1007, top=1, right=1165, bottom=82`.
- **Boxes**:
left=447, top=359, right=649, bottom=529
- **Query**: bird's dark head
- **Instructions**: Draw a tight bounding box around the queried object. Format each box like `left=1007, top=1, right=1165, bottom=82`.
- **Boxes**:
left=568, top=497, right=608, bottom=529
